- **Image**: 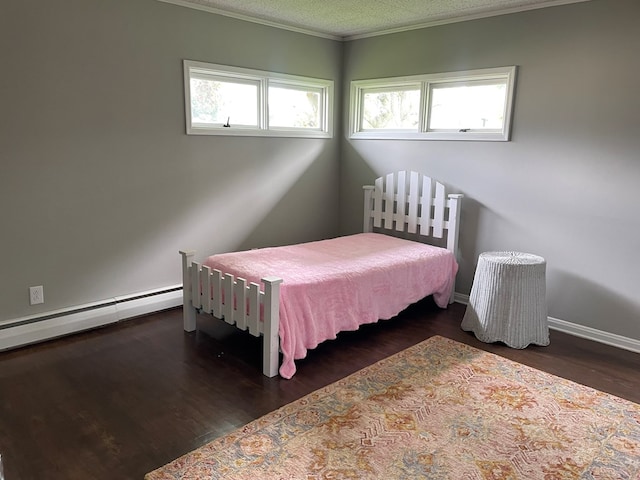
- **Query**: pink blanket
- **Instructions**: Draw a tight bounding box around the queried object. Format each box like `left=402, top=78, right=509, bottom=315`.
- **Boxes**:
left=204, top=233, right=457, bottom=378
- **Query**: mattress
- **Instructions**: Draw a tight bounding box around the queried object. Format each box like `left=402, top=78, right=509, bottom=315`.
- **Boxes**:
left=203, top=232, right=457, bottom=378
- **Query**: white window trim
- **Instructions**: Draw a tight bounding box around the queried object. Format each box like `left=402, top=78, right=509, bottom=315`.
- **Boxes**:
left=184, top=60, right=334, bottom=138
left=350, top=66, right=517, bottom=141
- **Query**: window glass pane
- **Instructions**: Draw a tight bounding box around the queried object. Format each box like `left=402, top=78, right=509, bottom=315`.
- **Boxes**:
left=362, top=89, right=420, bottom=130
left=268, top=85, right=321, bottom=129
left=429, top=81, right=507, bottom=130
left=190, top=77, right=258, bottom=127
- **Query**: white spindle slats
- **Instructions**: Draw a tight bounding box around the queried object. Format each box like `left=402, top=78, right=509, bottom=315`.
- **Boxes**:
left=446, top=194, right=463, bottom=253
left=432, top=182, right=445, bottom=238
left=201, top=265, right=212, bottom=314
left=211, top=269, right=222, bottom=317
left=362, top=186, right=375, bottom=232
left=191, top=261, right=202, bottom=310
left=248, top=283, right=260, bottom=335
left=383, top=172, right=394, bottom=229
left=373, top=176, right=383, bottom=228
left=418, top=176, right=433, bottom=235
left=407, top=171, right=419, bottom=234
left=235, top=278, right=247, bottom=331
left=395, top=170, right=407, bottom=232
left=180, top=256, right=281, bottom=374
left=365, top=171, right=455, bottom=240
left=222, top=274, right=234, bottom=325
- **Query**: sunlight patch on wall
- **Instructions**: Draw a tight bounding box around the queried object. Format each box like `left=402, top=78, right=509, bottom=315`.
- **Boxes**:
left=122, top=140, right=326, bottom=281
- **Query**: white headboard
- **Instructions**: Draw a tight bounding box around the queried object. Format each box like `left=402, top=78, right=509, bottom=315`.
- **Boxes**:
left=363, top=171, right=463, bottom=257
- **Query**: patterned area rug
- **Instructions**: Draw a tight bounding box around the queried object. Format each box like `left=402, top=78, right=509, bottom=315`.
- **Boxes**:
left=145, top=336, right=640, bottom=479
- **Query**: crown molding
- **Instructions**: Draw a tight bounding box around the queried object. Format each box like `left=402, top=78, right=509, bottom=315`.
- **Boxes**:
left=156, top=0, right=342, bottom=41
left=345, top=0, right=592, bottom=40
left=158, top=0, right=591, bottom=42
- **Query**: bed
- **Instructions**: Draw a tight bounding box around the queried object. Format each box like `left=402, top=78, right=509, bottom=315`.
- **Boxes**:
left=179, top=171, right=463, bottom=378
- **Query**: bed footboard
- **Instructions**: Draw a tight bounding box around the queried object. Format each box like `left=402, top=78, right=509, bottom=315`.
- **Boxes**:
left=179, top=250, right=283, bottom=377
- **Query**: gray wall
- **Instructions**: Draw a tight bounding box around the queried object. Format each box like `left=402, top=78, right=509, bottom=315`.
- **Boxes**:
left=341, top=0, right=640, bottom=340
left=1, top=0, right=342, bottom=320
left=2, top=0, right=638, bottom=344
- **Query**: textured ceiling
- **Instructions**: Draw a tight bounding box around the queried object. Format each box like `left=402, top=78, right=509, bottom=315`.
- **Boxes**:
left=161, top=0, right=589, bottom=39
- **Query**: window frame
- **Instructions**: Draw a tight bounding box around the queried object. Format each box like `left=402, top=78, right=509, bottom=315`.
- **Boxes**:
left=350, top=66, right=517, bottom=141
left=184, top=60, right=334, bottom=138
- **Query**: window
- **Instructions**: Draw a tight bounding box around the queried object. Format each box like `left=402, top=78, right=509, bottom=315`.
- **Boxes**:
left=350, top=66, right=517, bottom=141
left=361, top=86, right=421, bottom=130
left=268, top=83, right=322, bottom=130
left=184, top=60, right=333, bottom=138
left=190, top=75, right=259, bottom=128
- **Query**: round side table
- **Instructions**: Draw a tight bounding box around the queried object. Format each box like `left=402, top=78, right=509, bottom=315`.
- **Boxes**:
left=462, top=251, right=549, bottom=348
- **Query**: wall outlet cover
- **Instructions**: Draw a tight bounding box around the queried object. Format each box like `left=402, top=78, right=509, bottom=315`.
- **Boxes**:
left=29, top=285, right=44, bottom=305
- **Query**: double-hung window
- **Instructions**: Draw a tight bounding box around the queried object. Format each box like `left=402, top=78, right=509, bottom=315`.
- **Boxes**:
left=184, top=60, right=334, bottom=138
left=350, top=66, right=517, bottom=141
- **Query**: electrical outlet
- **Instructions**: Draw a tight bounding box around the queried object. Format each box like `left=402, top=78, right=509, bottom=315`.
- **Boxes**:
left=29, top=285, right=44, bottom=305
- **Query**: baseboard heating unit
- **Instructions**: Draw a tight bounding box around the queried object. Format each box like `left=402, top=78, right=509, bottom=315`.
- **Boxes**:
left=0, top=285, right=182, bottom=351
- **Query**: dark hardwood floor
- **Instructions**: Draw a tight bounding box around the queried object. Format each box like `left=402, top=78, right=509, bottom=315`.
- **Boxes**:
left=0, top=299, right=638, bottom=480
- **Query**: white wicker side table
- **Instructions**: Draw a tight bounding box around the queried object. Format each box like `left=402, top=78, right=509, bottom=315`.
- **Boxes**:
left=462, top=251, right=549, bottom=348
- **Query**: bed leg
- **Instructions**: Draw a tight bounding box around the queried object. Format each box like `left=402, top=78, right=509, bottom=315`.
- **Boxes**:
left=179, top=250, right=197, bottom=332
left=446, top=193, right=464, bottom=306
left=262, top=276, right=283, bottom=378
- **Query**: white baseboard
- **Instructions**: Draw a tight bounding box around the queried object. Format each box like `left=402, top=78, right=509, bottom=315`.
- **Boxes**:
left=113, top=286, right=183, bottom=321
left=0, top=286, right=182, bottom=352
left=453, top=293, right=640, bottom=354
left=547, top=316, right=640, bottom=354
left=453, top=292, right=470, bottom=305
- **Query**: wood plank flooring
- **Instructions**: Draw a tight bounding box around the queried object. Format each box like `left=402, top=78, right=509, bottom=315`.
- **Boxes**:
left=0, top=299, right=638, bottom=479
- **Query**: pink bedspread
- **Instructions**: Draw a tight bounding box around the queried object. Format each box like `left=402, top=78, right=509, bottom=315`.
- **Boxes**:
left=203, top=233, right=457, bottom=378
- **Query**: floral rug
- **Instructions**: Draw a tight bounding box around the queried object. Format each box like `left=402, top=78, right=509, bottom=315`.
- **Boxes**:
left=145, top=336, right=640, bottom=479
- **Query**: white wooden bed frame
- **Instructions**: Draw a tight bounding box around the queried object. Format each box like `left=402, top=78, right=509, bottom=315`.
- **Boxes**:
left=179, top=171, right=463, bottom=377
